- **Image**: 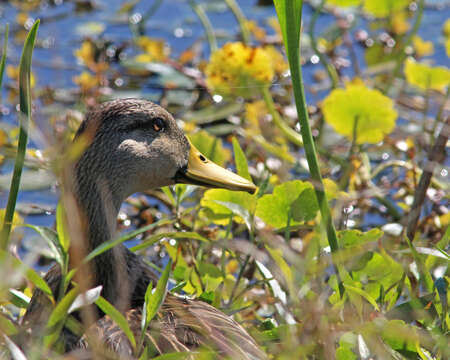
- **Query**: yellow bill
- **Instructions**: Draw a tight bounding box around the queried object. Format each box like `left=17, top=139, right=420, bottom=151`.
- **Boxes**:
left=175, top=141, right=256, bottom=194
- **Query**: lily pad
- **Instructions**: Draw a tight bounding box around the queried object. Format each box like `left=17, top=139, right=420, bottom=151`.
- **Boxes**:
left=255, top=180, right=318, bottom=229
left=200, top=189, right=256, bottom=226
left=404, top=57, right=450, bottom=92
left=322, top=83, right=397, bottom=144
left=363, top=0, right=410, bottom=18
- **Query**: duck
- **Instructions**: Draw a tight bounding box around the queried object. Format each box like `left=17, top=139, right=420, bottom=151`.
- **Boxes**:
left=22, top=98, right=266, bottom=359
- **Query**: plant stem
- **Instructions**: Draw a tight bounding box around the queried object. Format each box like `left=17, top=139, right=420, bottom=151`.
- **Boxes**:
left=189, top=1, right=217, bottom=53
left=0, top=21, right=39, bottom=250
left=406, top=115, right=450, bottom=241
left=0, top=24, right=9, bottom=89
left=224, top=0, right=251, bottom=44
left=308, top=0, right=339, bottom=89
left=261, top=86, right=303, bottom=147
left=279, top=1, right=343, bottom=296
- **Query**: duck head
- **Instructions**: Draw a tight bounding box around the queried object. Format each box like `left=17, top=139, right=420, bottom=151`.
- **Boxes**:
left=73, top=99, right=256, bottom=199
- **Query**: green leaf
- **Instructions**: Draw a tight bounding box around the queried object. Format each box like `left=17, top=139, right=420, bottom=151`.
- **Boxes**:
left=44, top=286, right=79, bottom=347
left=405, top=237, right=434, bottom=293
left=56, top=202, right=70, bottom=253
left=188, top=131, right=230, bottom=166
left=0, top=314, right=17, bottom=336
left=265, top=245, right=293, bottom=287
left=322, top=83, right=397, bottom=144
left=130, top=231, right=209, bottom=252
left=273, top=0, right=302, bottom=60
left=213, top=200, right=252, bottom=231
left=141, top=260, right=172, bottom=344
left=95, top=296, right=137, bottom=349
left=378, top=319, right=419, bottom=353
left=255, top=180, right=318, bottom=229
left=24, top=224, right=66, bottom=269
left=0, top=20, right=39, bottom=249
left=404, top=57, right=450, bottom=92
left=363, top=0, right=410, bottom=18
left=0, top=249, right=52, bottom=296
left=336, top=347, right=357, bottom=360
left=343, top=283, right=380, bottom=311
left=85, top=218, right=174, bottom=263
left=201, top=189, right=256, bottom=226
left=231, top=137, right=251, bottom=181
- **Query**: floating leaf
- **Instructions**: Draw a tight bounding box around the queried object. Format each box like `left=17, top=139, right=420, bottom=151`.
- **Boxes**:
left=75, top=22, right=105, bottom=37
left=327, top=0, right=362, bottom=7
left=363, top=0, right=410, bottom=18
left=404, top=57, right=450, bottom=92
left=255, top=180, right=318, bottom=229
left=201, top=189, right=256, bottom=226
left=188, top=130, right=230, bottom=167
left=322, top=83, right=397, bottom=144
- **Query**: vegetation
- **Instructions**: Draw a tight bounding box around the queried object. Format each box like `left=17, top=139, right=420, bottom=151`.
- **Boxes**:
left=0, top=0, right=448, bottom=359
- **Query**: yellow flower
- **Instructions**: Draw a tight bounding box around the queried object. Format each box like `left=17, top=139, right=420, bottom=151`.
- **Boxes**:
left=205, top=42, right=274, bottom=98
left=412, top=36, right=434, bottom=58
left=6, top=65, right=36, bottom=88
left=74, top=41, right=95, bottom=66
left=245, top=100, right=267, bottom=130
left=73, top=71, right=99, bottom=92
left=264, top=45, right=288, bottom=75
left=135, top=36, right=169, bottom=62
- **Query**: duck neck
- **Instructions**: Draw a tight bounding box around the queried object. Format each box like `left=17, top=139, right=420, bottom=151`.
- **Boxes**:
left=73, top=163, right=131, bottom=309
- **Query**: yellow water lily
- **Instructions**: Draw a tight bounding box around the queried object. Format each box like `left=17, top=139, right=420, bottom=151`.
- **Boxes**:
left=205, top=42, right=274, bottom=98
left=135, top=36, right=169, bottom=62
left=74, top=40, right=95, bottom=66
left=322, top=83, right=397, bottom=144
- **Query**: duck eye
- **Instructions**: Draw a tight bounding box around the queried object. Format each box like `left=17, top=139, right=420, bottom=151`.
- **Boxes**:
left=152, top=118, right=165, bottom=132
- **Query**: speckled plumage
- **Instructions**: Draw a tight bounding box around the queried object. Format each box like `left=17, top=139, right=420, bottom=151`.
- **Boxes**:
left=23, top=99, right=266, bottom=360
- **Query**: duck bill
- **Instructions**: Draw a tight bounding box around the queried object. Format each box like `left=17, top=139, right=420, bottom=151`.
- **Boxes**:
left=174, top=141, right=256, bottom=194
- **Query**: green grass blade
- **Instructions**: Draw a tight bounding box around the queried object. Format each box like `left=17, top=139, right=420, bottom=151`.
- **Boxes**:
left=0, top=24, right=9, bottom=89
left=273, top=1, right=343, bottom=295
left=84, top=218, right=174, bottom=263
left=0, top=20, right=39, bottom=249
left=95, top=296, right=137, bottom=349
left=232, top=137, right=251, bottom=181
